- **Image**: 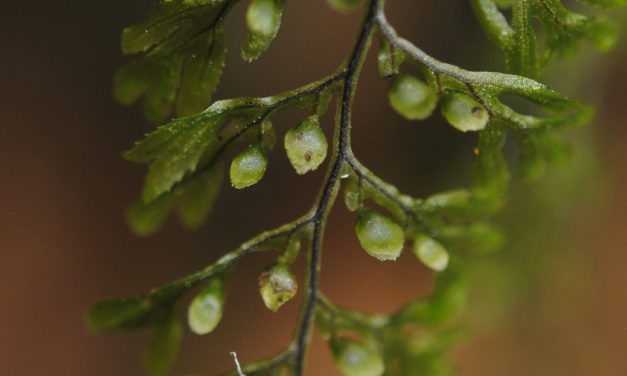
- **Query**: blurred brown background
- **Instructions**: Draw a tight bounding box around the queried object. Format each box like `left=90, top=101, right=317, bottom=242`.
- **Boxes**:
left=0, top=1, right=625, bottom=375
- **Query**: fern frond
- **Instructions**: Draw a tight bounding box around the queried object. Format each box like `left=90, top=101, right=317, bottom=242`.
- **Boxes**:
left=90, top=1, right=624, bottom=375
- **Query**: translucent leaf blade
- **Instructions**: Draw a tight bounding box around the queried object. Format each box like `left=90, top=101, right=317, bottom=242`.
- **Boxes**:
left=176, top=162, right=224, bottom=229
left=241, top=0, right=285, bottom=62
left=176, top=24, right=227, bottom=115
left=86, top=298, right=153, bottom=333
left=144, top=307, right=182, bottom=376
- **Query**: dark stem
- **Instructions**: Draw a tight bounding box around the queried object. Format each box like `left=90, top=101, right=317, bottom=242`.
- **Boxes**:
left=292, top=1, right=381, bottom=374
left=345, top=156, right=416, bottom=220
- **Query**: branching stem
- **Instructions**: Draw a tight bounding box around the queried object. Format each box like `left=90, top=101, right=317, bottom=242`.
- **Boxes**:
left=292, top=1, right=381, bottom=374
left=346, top=156, right=417, bottom=220
left=97, top=0, right=617, bottom=374
left=316, top=294, right=387, bottom=333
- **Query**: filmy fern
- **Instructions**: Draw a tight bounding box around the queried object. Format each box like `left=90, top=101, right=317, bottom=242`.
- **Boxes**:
left=88, top=1, right=624, bottom=375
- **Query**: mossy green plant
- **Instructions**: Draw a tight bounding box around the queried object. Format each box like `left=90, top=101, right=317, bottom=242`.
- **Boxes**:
left=88, top=1, right=625, bottom=375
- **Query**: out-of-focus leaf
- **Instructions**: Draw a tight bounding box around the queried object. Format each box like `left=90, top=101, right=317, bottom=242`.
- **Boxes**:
left=576, top=0, right=627, bottom=6
left=518, top=128, right=571, bottom=180
left=327, top=0, right=366, bottom=13
left=177, top=162, right=224, bottom=229
left=471, top=0, right=621, bottom=78
left=144, top=307, right=182, bottom=376
left=242, top=0, right=285, bottom=62
left=331, top=337, right=385, bottom=376
left=87, top=297, right=153, bottom=333
left=127, top=192, right=177, bottom=236
left=471, top=123, right=509, bottom=212
left=115, top=2, right=229, bottom=122
left=413, top=235, right=449, bottom=272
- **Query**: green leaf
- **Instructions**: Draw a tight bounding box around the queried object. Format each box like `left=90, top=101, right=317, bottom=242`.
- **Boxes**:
left=510, top=0, right=540, bottom=78
left=230, top=143, right=269, bottom=189
left=377, top=38, right=407, bottom=78
left=278, top=236, right=301, bottom=264
left=284, top=116, right=329, bottom=175
left=315, top=87, right=335, bottom=117
left=391, top=259, right=468, bottom=328
left=331, top=338, right=385, bottom=376
left=242, top=0, right=285, bottom=62
left=388, top=74, right=437, bottom=121
left=470, top=0, right=514, bottom=49
left=121, top=2, right=191, bottom=55
left=124, top=110, right=223, bottom=202
left=516, top=128, right=571, bottom=180
left=188, top=279, right=224, bottom=335
left=420, top=189, right=472, bottom=214
left=114, top=60, right=151, bottom=106
left=533, top=0, right=619, bottom=56
left=145, top=307, right=182, bottom=376
left=355, top=209, right=405, bottom=261
left=176, top=162, right=224, bottom=229
left=460, top=71, right=592, bottom=130
left=88, top=244, right=248, bottom=336
left=343, top=172, right=362, bottom=212
left=127, top=192, right=177, bottom=236
left=125, top=114, right=207, bottom=164
left=382, top=323, right=463, bottom=376
left=117, top=57, right=182, bottom=124
left=418, top=188, right=501, bottom=227
left=115, top=2, right=229, bottom=122
left=261, top=119, right=277, bottom=150
left=86, top=297, right=153, bottom=333
left=176, top=23, right=227, bottom=115
left=88, top=282, right=197, bottom=335
left=472, top=0, right=621, bottom=78
left=327, top=0, right=366, bottom=13
left=576, top=0, right=627, bottom=6
left=471, top=124, right=509, bottom=211
left=439, top=222, right=505, bottom=254
left=143, top=118, right=218, bottom=201
left=426, top=263, right=468, bottom=324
